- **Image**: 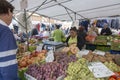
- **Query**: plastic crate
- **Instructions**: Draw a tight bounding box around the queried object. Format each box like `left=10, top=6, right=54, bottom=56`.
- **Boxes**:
left=110, top=50, right=120, bottom=54
left=96, top=36, right=107, bottom=40
left=94, top=39, right=107, bottom=45
left=111, top=41, right=120, bottom=51
left=86, top=44, right=96, bottom=51
left=96, top=45, right=111, bottom=52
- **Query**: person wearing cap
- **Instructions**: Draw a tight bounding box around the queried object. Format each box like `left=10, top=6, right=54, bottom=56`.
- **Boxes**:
left=52, top=24, right=65, bottom=42
left=100, top=23, right=112, bottom=35
left=0, top=0, right=19, bottom=80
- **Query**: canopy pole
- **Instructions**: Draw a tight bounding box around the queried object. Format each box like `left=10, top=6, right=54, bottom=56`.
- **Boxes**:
left=64, top=7, right=73, bottom=21
left=37, top=0, right=72, bottom=11
left=27, top=0, right=48, bottom=19
left=28, top=0, right=53, bottom=11
left=24, top=9, right=29, bottom=51
left=13, top=16, right=25, bottom=29
left=53, top=0, right=87, bottom=19
left=10, top=0, right=14, bottom=3
left=74, top=12, right=76, bottom=20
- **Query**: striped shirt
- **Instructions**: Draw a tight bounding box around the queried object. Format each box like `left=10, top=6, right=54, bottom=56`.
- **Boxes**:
left=0, top=20, right=17, bottom=67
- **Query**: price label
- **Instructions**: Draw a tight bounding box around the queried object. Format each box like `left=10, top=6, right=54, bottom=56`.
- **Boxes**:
left=88, top=62, right=114, bottom=78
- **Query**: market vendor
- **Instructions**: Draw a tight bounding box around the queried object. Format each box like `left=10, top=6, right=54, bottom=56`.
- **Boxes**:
left=66, top=27, right=86, bottom=50
left=52, top=24, right=65, bottom=42
left=0, top=0, right=19, bottom=80
left=100, top=23, right=112, bottom=36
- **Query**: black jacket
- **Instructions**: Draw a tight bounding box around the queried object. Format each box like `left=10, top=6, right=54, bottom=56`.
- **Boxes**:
left=100, top=28, right=112, bottom=35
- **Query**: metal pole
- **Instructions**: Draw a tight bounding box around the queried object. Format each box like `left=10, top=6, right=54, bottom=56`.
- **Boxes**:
left=74, top=12, right=77, bottom=20
left=53, top=0, right=86, bottom=19
left=13, top=17, right=25, bottom=29
left=10, top=0, right=14, bottom=3
left=28, top=0, right=53, bottom=11
left=24, top=9, right=29, bottom=51
left=27, top=0, right=48, bottom=19
left=64, top=7, right=73, bottom=21
left=37, top=0, right=72, bottom=11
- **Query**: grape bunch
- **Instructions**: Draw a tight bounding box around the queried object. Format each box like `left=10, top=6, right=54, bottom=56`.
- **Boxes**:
left=26, top=62, right=65, bottom=80
left=54, top=52, right=78, bottom=64
left=26, top=52, right=78, bottom=80
left=54, top=52, right=78, bottom=72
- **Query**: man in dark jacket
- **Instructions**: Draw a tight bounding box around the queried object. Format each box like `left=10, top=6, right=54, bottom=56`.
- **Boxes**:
left=100, top=23, right=112, bottom=35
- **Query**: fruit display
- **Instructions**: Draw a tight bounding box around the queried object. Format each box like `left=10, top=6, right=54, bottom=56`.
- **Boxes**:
left=17, top=52, right=30, bottom=59
left=94, top=36, right=107, bottom=45
left=106, top=36, right=113, bottom=42
left=26, top=62, right=65, bottom=80
left=54, top=52, right=78, bottom=71
left=104, top=61, right=120, bottom=72
left=18, top=50, right=47, bottom=69
left=17, top=43, right=27, bottom=54
left=96, top=45, right=111, bottom=52
left=94, top=39, right=107, bottom=45
left=28, top=46, right=37, bottom=52
left=64, top=58, right=107, bottom=80
left=111, top=39, right=120, bottom=51
left=62, top=44, right=79, bottom=54
left=114, top=54, right=120, bottom=66
left=29, top=38, right=37, bottom=45
left=96, top=36, right=107, bottom=40
left=82, top=52, right=115, bottom=63
left=26, top=52, right=78, bottom=80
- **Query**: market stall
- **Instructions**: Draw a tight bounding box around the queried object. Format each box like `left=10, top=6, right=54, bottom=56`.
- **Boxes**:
left=5, top=0, right=120, bottom=80
left=16, top=41, right=120, bottom=80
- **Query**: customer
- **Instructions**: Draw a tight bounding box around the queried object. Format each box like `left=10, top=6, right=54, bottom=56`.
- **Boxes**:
left=91, top=23, right=99, bottom=35
left=52, top=24, right=65, bottom=42
left=31, top=26, right=38, bottom=36
left=0, top=0, right=19, bottom=80
left=11, top=29, right=21, bottom=40
left=42, top=28, right=50, bottom=38
left=100, top=23, right=112, bottom=35
left=87, top=28, right=97, bottom=37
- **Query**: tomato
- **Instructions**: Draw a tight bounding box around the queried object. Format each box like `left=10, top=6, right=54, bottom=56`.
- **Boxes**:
left=109, top=72, right=120, bottom=80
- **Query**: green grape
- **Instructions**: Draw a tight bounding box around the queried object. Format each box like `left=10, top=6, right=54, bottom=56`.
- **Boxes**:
left=65, top=58, right=96, bottom=80
left=104, top=61, right=120, bottom=72
left=65, top=58, right=111, bottom=80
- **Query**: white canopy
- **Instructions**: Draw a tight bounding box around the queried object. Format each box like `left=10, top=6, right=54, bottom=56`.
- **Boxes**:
left=7, top=0, right=120, bottom=21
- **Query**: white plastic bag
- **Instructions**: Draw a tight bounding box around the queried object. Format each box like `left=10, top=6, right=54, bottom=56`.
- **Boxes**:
left=45, top=50, right=54, bottom=62
left=36, top=44, right=43, bottom=51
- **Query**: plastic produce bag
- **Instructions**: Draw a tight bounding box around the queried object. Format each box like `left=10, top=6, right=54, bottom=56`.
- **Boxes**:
left=77, top=49, right=89, bottom=57
left=45, top=50, right=54, bottom=62
left=36, top=44, right=43, bottom=51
